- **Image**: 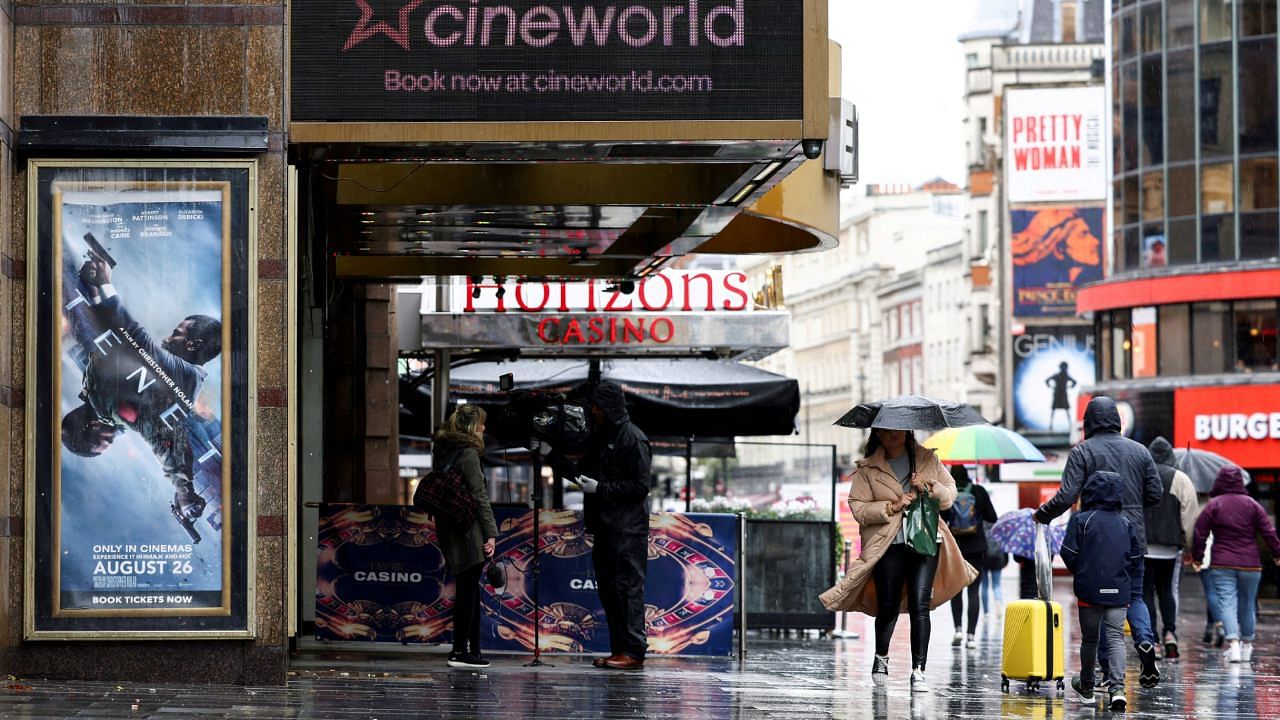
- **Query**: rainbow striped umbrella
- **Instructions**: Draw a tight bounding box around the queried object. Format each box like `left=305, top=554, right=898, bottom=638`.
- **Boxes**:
left=923, top=425, right=1046, bottom=465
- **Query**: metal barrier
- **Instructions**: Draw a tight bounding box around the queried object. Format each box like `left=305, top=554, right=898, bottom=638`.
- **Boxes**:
left=743, top=518, right=837, bottom=631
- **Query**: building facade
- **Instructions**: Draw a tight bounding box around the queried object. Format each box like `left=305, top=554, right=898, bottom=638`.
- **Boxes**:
left=742, top=181, right=965, bottom=471
left=0, top=0, right=842, bottom=683
left=1077, top=0, right=1280, bottom=535
left=960, top=0, right=1106, bottom=436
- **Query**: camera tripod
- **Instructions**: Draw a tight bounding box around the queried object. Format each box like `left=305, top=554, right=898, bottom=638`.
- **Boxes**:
left=523, top=444, right=554, bottom=668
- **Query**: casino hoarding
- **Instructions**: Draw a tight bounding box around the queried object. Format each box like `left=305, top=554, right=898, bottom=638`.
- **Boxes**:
left=316, top=505, right=738, bottom=656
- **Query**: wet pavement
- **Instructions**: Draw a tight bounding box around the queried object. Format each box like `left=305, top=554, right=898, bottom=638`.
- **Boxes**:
left=2, top=577, right=1278, bottom=718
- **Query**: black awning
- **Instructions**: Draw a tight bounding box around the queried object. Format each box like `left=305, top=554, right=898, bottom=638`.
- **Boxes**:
left=404, top=358, right=799, bottom=440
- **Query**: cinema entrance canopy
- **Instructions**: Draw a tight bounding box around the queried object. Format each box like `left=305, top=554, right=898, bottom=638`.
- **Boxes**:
left=289, top=0, right=846, bottom=280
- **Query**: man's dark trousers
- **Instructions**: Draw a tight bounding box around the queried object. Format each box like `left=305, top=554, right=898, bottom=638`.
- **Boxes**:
left=593, top=532, right=648, bottom=659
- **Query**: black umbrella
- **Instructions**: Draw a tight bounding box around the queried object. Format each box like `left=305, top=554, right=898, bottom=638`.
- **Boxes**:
left=834, top=395, right=988, bottom=431
left=1172, top=447, right=1252, bottom=494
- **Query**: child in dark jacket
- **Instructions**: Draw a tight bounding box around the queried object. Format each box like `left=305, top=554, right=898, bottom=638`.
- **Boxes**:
left=1060, top=470, right=1144, bottom=712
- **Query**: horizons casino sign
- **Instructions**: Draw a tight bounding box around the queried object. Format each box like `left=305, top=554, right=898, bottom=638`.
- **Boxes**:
left=290, top=0, right=805, bottom=122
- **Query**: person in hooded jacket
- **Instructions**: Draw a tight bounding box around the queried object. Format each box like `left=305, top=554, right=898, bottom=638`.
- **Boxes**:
left=1191, top=466, right=1280, bottom=664
left=1034, top=396, right=1164, bottom=688
left=944, top=465, right=997, bottom=648
left=431, top=404, right=499, bottom=669
left=1143, top=437, right=1200, bottom=660
left=1060, top=471, right=1144, bottom=712
left=549, top=381, right=653, bottom=670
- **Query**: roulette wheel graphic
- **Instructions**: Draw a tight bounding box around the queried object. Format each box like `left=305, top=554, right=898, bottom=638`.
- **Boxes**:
left=484, top=509, right=736, bottom=656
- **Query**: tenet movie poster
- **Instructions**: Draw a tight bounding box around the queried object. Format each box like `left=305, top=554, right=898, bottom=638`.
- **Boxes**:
left=29, top=163, right=253, bottom=638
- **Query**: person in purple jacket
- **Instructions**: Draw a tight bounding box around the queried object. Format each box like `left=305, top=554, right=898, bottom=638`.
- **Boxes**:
left=1191, top=466, right=1280, bottom=664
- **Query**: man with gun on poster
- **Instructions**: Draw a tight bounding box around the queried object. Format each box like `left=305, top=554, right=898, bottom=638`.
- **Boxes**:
left=61, top=234, right=223, bottom=541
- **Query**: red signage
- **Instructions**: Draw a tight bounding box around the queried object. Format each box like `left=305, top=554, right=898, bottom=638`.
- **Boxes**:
left=463, top=271, right=751, bottom=313
left=536, top=315, right=674, bottom=346
left=1174, top=385, right=1280, bottom=468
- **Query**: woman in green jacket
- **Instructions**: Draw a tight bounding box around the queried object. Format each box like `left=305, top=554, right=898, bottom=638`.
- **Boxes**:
left=432, top=404, right=499, bottom=668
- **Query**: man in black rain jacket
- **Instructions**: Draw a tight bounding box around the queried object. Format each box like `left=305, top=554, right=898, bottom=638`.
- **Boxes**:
left=550, top=381, right=652, bottom=669
left=1035, top=396, right=1164, bottom=687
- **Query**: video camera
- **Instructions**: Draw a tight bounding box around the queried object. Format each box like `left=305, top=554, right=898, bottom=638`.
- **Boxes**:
left=496, top=373, right=593, bottom=450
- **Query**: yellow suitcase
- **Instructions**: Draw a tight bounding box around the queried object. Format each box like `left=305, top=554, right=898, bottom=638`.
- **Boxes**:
left=1000, top=598, right=1066, bottom=693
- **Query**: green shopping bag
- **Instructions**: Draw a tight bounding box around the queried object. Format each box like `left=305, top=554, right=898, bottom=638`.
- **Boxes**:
left=903, top=487, right=941, bottom=557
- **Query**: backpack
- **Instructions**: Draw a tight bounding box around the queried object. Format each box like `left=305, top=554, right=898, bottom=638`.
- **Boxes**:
left=948, top=489, right=980, bottom=535
left=412, top=449, right=477, bottom=529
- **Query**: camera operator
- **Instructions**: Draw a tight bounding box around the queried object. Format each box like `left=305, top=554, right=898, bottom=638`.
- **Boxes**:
left=545, top=381, right=653, bottom=670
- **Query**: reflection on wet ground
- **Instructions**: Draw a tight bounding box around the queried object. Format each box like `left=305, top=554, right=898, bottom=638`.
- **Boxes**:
left=2, top=579, right=1278, bottom=718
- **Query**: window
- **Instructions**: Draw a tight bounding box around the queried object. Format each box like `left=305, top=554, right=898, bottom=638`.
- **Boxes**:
left=1140, top=4, right=1160, bottom=52
left=1200, top=44, right=1234, bottom=158
left=1169, top=0, right=1195, bottom=47
left=1061, top=1, right=1078, bottom=42
left=1121, top=12, right=1137, bottom=58
left=1099, top=313, right=1114, bottom=380
left=1142, top=56, right=1164, bottom=165
left=1202, top=214, right=1237, bottom=260
left=1124, top=175, right=1141, bottom=225
left=1241, top=157, right=1279, bottom=210
left=1167, top=164, right=1196, bottom=217
left=1159, top=304, right=1192, bottom=375
left=1168, top=219, right=1198, bottom=265
left=1240, top=211, right=1279, bottom=258
left=1166, top=51, right=1196, bottom=164
left=1123, top=63, right=1140, bottom=171
left=966, top=52, right=980, bottom=69
left=1235, top=300, right=1279, bottom=370
left=1142, top=170, right=1165, bottom=221
left=1240, top=40, right=1279, bottom=155
left=1110, top=309, right=1133, bottom=380
left=1240, top=0, right=1278, bottom=36
left=1202, top=162, right=1235, bottom=213
left=1201, top=0, right=1234, bottom=41
left=1132, top=307, right=1158, bottom=378
left=977, top=210, right=989, bottom=255
left=1193, top=302, right=1233, bottom=373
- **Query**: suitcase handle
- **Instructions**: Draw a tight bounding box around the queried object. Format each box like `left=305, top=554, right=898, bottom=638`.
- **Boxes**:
left=1033, top=524, right=1053, bottom=601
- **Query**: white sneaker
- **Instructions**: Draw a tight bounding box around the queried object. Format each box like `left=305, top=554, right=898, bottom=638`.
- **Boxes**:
left=1242, top=643, right=1254, bottom=663
left=910, top=669, right=930, bottom=693
left=952, top=631, right=964, bottom=647
left=965, top=634, right=977, bottom=649
left=1226, top=642, right=1243, bottom=663
left=872, top=655, right=889, bottom=686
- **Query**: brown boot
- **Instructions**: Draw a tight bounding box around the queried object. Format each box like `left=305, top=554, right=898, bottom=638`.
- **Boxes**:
left=603, top=654, right=644, bottom=670
left=592, top=654, right=619, bottom=668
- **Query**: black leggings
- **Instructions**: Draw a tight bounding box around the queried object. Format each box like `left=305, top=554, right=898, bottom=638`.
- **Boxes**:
left=872, top=543, right=940, bottom=670
left=1144, top=556, right=1180, bottom=638
left=451, top=564, right=483, bottom=654
left=951, top=551, right=984, bottom=635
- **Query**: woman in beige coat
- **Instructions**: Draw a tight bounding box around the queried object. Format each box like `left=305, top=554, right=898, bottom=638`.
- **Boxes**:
left=819, top=429, right=978, bottom=693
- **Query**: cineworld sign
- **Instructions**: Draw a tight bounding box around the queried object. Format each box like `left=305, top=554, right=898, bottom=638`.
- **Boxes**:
left=290, top=0, right=804, bottom=122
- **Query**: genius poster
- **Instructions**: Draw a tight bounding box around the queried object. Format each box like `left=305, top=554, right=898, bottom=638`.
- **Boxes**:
left=28, top=162, right=254, bottom=638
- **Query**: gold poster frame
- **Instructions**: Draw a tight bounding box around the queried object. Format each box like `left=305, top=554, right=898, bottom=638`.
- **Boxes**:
left=24, top=159, right=258, bottom=640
